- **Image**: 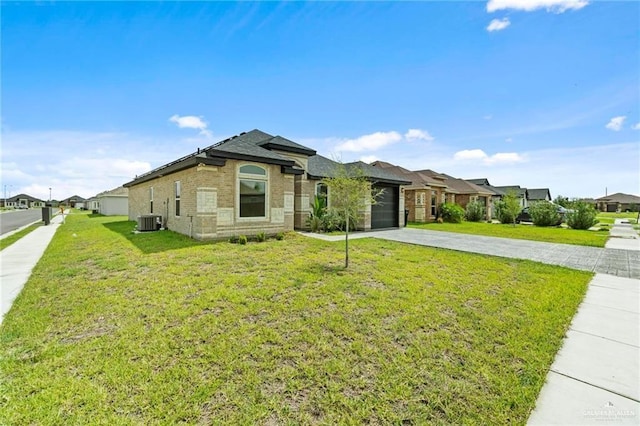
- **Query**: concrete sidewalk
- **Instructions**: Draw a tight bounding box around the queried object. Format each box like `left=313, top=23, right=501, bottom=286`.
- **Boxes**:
left=0, top=212, right=64, bottom=325
left=528, top=273, right=639, bottom=425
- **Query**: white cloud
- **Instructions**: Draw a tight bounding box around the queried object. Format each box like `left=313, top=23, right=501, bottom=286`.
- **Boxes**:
left=169, top=114, right=212, bottom=138
left=605, top=116, right=626, bottom=131
left=483, top=114, right=493, bottom=120
left=486, top=18, right=511, bottom=32
left=453, top=149, right=524, bottom=165
left=0, top=130, right=183, bottom=200
left=487, top=0, right=589, bottom=13
left=632, top=123, right=640, bottom=130
left=505, top=137, right=513, bottom=143
left=404, top=128, right=434, bottom=142
left=334, top=131, right=403, bottom=152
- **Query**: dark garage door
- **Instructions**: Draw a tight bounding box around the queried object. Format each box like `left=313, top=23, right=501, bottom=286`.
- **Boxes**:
left=371, top=184, right=399, bottom=229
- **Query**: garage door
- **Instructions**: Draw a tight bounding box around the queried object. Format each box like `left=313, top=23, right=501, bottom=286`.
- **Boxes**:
left=371, top=184, right=399, bottom=229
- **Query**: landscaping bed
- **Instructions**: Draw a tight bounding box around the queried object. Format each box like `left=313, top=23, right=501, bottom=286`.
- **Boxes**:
left=0, top=212, right=592, bottom=424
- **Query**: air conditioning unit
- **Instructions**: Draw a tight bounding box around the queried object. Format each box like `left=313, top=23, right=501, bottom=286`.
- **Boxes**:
left=137, top=215, right=161, bottom=232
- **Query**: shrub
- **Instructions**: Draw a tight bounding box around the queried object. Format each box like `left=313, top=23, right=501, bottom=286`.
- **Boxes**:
left=566, top=201, right=598, bottom=230
left=306, top=195, right=327, bottom=232
left=256, top=231, right=266, bottom=242
left=529, top=202, right=561, bottom=227
left=439, top=202, right=465, bottom=223
left=307, top=215, right=323, bottom=233
left=322, top=208, right=356, bottom=232
left=238, top=235, right=248, bottom=245
left=465, top=201, right=485, bottom=222
left=495, top=190, right=522, bottom=225
left=228, top=235, right=239, bottom=244
left=275, top=232, right=284, bottom=241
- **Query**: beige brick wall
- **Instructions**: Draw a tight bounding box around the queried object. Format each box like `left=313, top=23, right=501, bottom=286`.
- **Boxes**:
left=128, top=160, right=295, bottom=240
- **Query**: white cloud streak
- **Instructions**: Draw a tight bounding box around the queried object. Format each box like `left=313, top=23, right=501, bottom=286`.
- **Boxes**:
left=487, top=0, right=589, bottom=13
left=487, top=18, right=511, bottom=32
left=404, top=129, right=434, bottom=142
left=631, top=123, right=640, bottom=130
left=169, top=114, right=213, bottom=138
left=333, top=128, right=434, bottom=153
left=453, top=149, right=525, bottom=165
left=605, top=116, right=626, bottom=131
left=334, top=131, right=403, bottom=152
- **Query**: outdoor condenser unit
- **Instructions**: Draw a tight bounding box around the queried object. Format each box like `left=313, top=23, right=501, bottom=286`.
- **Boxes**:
left=137, top=215, right=161, bottom=232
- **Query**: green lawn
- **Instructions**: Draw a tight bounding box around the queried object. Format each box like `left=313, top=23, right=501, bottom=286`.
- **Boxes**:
left=0, top=212, right=592, bottom=424
left=408, top=221, right=609, bottom=247
left=596, top=211, right=638, bottom=225
left=0, top=223, right=42, bottom=251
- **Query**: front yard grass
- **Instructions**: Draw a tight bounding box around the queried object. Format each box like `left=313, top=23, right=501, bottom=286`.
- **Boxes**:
left=596, top=212, right=638, bottom=225
left=0, top=212, right=592, bottom=424
left=409, top=221, right=609, bottom=247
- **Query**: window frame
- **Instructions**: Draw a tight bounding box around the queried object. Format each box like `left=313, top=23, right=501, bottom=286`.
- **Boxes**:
left=174, top=181, right=181, bottom=217
left=237, top=164, right=268, bottom=220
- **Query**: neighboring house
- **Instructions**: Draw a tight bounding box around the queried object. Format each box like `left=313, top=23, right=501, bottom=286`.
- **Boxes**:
left=2, top=194, right=46, bottom=208
left=595, top=193, right=640, bottom=212
left=493, top=186, right=529, bottom=208
left=467, top=178, right=505, bottom=219
left=85, top=197, right=100, bottom=212
left=369, top=161, right=449, bottom=222
left=97, top=187, right=128, bottom=216
left=527, top=188, right=552, bottom=204
left=434, top=173, right=495, bottom=220
left=60, top=195, right=87, bottom=208
left=123, top=129, right=410, bottom=240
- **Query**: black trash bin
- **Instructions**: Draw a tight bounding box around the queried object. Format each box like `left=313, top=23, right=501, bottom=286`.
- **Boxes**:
left=404, top=209, right=409, bottom=227
left=42, top=206, right=51, bottom=225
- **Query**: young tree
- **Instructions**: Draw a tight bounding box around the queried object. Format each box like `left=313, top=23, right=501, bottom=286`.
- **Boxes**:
left=553, top=195, right=570, bottom=207
left=495, top=190, right=522, bottom=226
left=323, top=163, right=382, bottom=268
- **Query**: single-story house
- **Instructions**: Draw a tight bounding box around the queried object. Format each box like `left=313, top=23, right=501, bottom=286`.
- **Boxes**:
left=60, top=195, right=87, bottom=208
left=123, top=129, right=410, bottom=240
left=96, top=187, right=129, bottom=216
left=432, top=173, right=494, bottom=220
left=1, top=194, right=46, bottom=209
left=595, top=193, right=640, bottom=212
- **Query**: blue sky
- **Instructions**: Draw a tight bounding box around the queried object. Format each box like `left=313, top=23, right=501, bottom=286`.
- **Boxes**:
left=2, top=0, right=638, bottom=201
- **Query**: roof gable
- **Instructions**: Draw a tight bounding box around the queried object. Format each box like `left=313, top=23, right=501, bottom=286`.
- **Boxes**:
left=527, top=188, right=551, bottom=200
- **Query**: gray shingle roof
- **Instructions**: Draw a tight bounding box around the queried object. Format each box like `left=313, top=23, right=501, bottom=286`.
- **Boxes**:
left=370, top=161, right=447, bottom=188
left=307, top=156, right=410, bottom=184
left=494, top=185, right=527, bottom=198
left=258, top=135, right=317, bottom=156
left=527, top=188, right=551, bottom=201
left=125, top=129, right=318, bottom=186
left=595, top=193, right=640, bottom=203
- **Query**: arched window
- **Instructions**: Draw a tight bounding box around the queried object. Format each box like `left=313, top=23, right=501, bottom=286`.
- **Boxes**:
left=239, top=164, right=267, bottom=218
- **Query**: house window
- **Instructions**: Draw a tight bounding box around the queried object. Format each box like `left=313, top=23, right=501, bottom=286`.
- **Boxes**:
left=239, top=165, right=267, bottom=218
left=316, top=183, right=328, bottom=206
left=431, top=191, right=437, bottom=216
left=150, top=187, right=154, bottom=214
left=175, top=181, right=181, bottom=217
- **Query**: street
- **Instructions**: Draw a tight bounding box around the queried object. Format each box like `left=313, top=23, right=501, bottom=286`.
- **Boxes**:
left=0, top=209, right=44, bottom=235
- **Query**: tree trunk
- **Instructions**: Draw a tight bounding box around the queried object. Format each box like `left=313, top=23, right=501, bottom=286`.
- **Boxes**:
left=345, top=208, right=349, bottom=268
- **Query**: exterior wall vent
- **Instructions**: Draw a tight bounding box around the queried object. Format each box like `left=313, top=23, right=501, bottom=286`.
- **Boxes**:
left=137, top=215, right=162, bottom=232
